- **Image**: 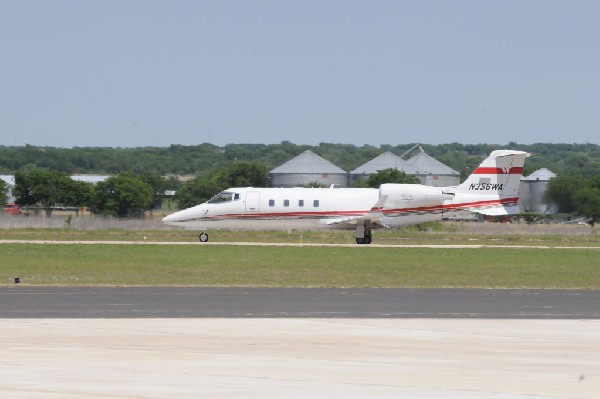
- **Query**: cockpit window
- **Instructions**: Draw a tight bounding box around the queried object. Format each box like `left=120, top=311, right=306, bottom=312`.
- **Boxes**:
left=207, top=191, right=240, bottom=204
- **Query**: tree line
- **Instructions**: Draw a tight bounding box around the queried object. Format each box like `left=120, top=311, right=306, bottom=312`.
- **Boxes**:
left=544, top=175, right=600, bottom=224
left=2, top=142, right=599, bottom=222
left=3, top=163, right=418, bottom=216
left=1, top=142, right=600, bottom=179
left=7, top=168, right=170, bottom=218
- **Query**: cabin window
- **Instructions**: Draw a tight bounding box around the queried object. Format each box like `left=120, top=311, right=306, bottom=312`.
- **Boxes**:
left=298, top=199, right=304, bottom=207
left=234, top=193, right=240, bottom=200
left=284, top=199, right=290, bottom=207
left=313, top=200, right=320, bottom=207
left=269, top=199, right=275, bottom=207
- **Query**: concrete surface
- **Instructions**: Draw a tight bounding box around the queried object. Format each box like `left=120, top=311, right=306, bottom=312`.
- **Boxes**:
left=1, top=319, right=598, bottom=398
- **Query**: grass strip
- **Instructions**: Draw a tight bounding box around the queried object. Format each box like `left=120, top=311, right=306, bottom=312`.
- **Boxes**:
left=1, top=244, right=599, bottom=288
left=1, top=227, right=600, bottom=247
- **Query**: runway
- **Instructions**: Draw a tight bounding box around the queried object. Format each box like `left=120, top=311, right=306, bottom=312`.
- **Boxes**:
left=1, top=288, right=599, bottom=397
left=1, top=286, right=599, bottom=318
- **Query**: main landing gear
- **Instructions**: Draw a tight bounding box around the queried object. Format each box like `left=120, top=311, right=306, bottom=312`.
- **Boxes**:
left=355, top=225, right=373, bottom=245
left=199, top=232, right=209, bottom=242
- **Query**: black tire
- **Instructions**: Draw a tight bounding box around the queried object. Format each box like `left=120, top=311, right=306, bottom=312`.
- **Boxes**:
left=199, top=232, right=209, bottom=242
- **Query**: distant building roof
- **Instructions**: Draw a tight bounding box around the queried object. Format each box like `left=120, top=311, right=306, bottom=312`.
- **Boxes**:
left=1, top=175, right=110, bottom=185
left=350, top=151, right=417, bottom=175
left=0, top=175, right=15, bottom=186
left=521, top=168, right=556, bottom=181
left=71, top=175, right=110, bottom=184
left=406, top=152, right=459, bottom=175
left=270, top=150, right=347, bottom=174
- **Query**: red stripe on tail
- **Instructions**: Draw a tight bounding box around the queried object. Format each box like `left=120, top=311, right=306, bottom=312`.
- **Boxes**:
left=473, top=167, right=524, bottom=175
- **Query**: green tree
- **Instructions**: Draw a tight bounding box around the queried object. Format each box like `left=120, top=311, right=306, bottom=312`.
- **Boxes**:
left=174, top=176, right=221, bottom=210
left=14, top=168, right=56, bottom=207
left=228, top=162, right=267, bottom=187
left=53, top=178, right=93, bottom=207
left=136, top=172, right=168, bottom=209
left=545, top=174, right=600, bottom=224
left=365, top=168, right=419, bottom=188
left=13, top=168, right=92, bottom=215
left=573, top=187, right=600, bottom=224
left=91, top=174, right=153, bottom=218
left=544, top=175, right=587, bottom=214
left=0, top=179, right=8, bottom=205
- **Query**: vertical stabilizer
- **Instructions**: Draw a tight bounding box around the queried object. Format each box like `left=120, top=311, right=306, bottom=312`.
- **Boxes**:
left=453, top=150, right=530, bottom=215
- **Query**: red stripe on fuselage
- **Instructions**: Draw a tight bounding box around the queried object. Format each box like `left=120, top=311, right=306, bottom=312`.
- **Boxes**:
left=198, top=210, right=368, bottom=221
left=382, top=197, right=519, bottom=216
left=473, top=167, right=524, bottom=175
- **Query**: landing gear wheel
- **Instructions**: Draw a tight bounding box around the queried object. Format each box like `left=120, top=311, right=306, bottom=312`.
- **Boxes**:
left=199, top=232, right=209, bottom=242
left=356, top=230, right=373, bottom=245
left=365, top=229, right=372, bottom=244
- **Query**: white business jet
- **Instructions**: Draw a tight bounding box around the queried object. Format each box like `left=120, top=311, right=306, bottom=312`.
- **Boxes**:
left=163, top=150, right=529, bottom=244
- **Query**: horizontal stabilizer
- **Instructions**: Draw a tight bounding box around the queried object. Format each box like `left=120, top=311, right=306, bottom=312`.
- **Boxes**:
left=473, top=202, right=520, bottom=216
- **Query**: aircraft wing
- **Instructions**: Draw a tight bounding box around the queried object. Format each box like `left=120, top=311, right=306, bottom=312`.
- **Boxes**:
left=323, top=216, right=364, bottom=226
left=323, top=195, right=389, bottom=228
left=323, top=216, right=388, bottom=227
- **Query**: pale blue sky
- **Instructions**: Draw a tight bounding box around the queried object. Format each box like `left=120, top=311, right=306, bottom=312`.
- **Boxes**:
left=1, top=0, right=599, bottom=148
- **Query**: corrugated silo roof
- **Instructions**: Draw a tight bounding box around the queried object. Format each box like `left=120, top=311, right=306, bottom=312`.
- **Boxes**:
left=270, top=150, right=347, bottom=174
left=350, top=151, right=417, bottom=175
left=521, top=168, right=556, bottom=181
left=406, top=152, right=459, bottom=175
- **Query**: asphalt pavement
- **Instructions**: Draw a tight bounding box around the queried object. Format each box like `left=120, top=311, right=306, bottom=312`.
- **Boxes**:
left=1, top=286, right=599, bottom=318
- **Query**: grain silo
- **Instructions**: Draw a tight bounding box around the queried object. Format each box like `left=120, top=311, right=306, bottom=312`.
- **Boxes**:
left=406, top=152, right=460, bottom=187
left=269, top=150, right=348, bottom=187
left=519, top=168, right=556, bottom=213
left=349, top=151, right=417, bottom=183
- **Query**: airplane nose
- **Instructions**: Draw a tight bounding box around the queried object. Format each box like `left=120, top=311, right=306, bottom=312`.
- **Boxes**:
left=162, top=205, right=209, bottom=224
left=162, top=213, right=177, bottom=223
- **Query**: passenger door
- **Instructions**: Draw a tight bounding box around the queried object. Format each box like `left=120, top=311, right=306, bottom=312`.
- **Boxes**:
left=245, top=191, right=260, bottom=212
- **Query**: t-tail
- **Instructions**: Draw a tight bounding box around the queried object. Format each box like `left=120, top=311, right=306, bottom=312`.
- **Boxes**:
left=449, top=150, right=530, bottom=216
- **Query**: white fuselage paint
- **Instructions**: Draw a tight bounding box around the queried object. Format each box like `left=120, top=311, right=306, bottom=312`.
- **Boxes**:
left=164, top=187, right=381, bottom=231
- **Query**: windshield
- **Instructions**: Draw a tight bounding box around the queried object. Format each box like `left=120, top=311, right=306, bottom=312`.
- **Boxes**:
left=207, top=191, right=239, bottom=204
